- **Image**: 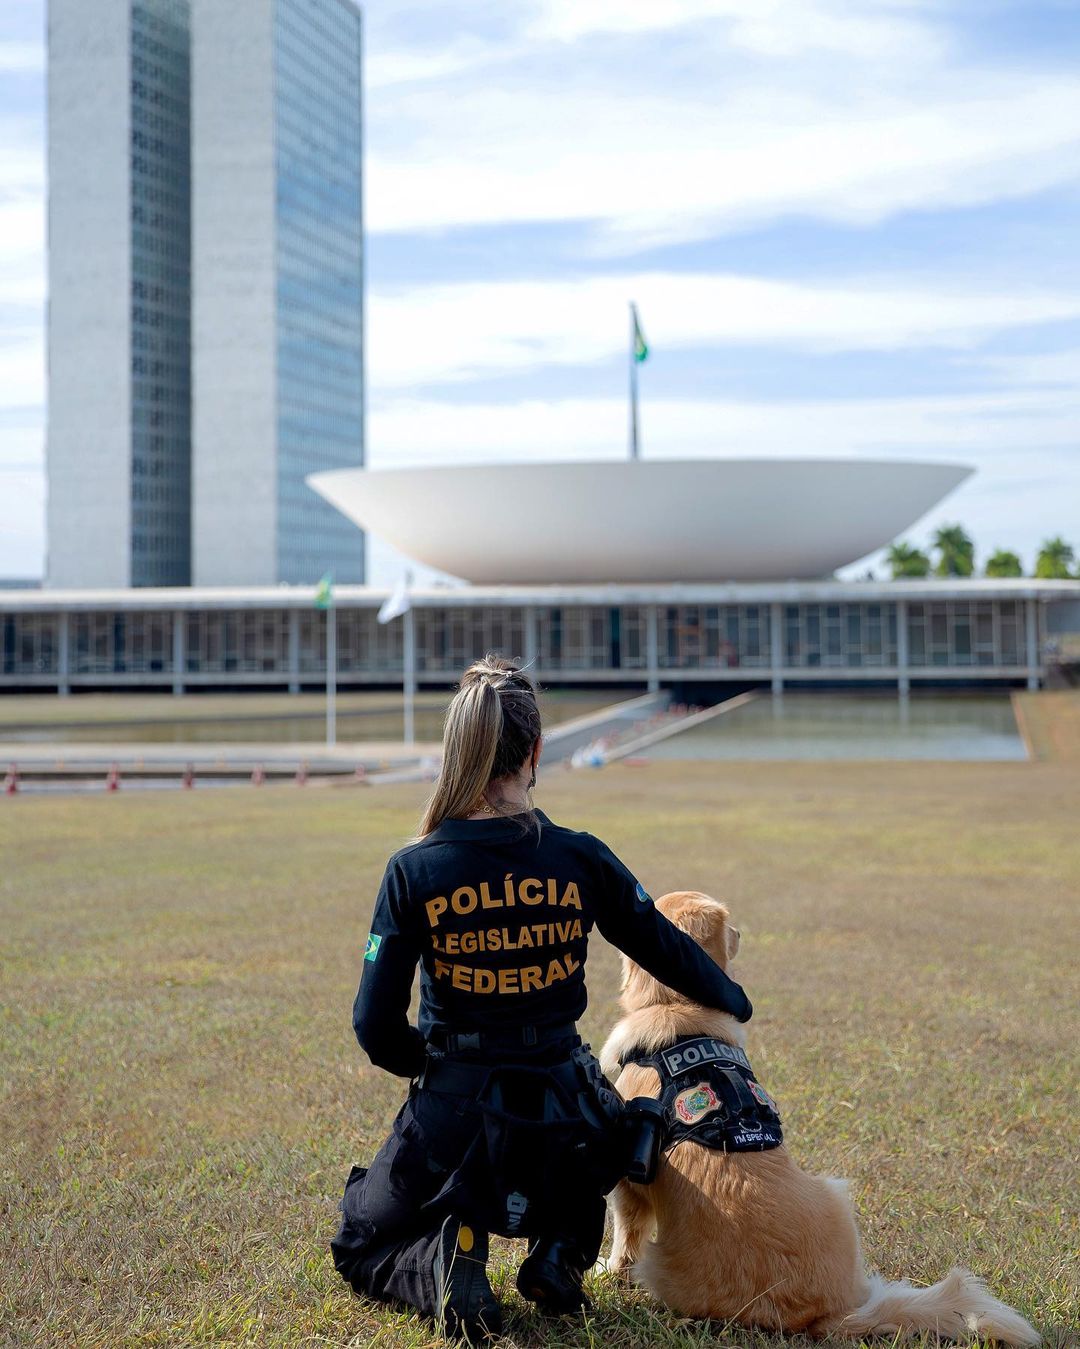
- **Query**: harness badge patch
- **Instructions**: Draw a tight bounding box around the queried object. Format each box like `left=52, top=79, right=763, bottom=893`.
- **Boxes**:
left=364, top=932, right=383, bottom=962
left=748, top=1078, right=777, bottom=1111
left=673, top=1081, right=721, bottom=1125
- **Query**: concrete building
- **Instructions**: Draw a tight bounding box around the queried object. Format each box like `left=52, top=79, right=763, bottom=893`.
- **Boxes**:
left=45, top=0, right=364, bottom=590
left=309, top=459, right=973, bottom=584
left=47, top=0, right=192, bottom=589
left=191, top=0, right=365, bottom=586
left=2, top=580, right=1078, bottom=695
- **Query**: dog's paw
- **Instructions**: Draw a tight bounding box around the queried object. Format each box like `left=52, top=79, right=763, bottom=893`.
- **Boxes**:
left=591, top=1258, right=632, bottom=1282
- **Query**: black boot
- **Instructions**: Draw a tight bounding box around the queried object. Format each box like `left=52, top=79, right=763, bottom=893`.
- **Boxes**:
left=516, top=1237, right=591, bottom=1315
left=433, top=1215, right=502, bottom=1342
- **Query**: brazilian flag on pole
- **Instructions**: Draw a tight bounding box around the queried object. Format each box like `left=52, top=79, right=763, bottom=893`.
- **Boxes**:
left=632, top=303, right=649, bottom=363
left=314, top=572, right=333, bottom=610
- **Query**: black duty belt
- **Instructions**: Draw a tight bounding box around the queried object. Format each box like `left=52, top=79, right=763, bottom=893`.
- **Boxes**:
left=417, top=1056, right=491, bottom=1096
left=426, top=1020, right=578, bottom=1056
left=417, top=1039, right=615, bottom=1123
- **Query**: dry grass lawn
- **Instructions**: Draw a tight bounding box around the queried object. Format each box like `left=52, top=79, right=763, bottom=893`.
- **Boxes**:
left=2, top=703, right=1078, bottom=1346
left=1014, top=690, right=1080, bottom=763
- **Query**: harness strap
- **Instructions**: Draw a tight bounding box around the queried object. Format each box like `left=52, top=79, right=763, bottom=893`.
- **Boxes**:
left=717, top=1065, right=760, bottom=1115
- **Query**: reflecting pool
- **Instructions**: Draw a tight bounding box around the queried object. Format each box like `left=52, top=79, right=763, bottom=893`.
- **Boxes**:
left=644, top=694, right=1027, bottom=761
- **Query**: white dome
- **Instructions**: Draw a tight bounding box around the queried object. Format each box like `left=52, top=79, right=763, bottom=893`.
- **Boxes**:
left=308, top=458, right=972, bottom=584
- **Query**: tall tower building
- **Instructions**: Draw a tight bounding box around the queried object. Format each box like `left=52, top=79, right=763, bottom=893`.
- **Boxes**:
left=48, top=0, right=192, bottom=588
left=46, top=0, right=365, bottom=589
left=191, top=0, right=365, bottom=586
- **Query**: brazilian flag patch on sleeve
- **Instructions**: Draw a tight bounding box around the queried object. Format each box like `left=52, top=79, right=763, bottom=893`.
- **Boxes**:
left=364, top=932, right=383, bottom=962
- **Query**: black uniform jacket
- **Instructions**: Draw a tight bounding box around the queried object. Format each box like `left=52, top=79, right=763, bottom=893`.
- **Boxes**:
left=352, top=810, right=752, bottom=1078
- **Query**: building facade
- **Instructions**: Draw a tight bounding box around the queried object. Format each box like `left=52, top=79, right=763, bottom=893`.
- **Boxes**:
left=190, top=0, right=365, bottom=586
left=46, top=0, right=364, bottom=590
left=2, top=581, right=1077, bottom=694
left=48, top=0, right=192, bottom=588
left=131, top=0, right=193, bottom=586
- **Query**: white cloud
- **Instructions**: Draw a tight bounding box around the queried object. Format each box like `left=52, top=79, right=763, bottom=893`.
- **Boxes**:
left=529, top=0, right=943, bottom=61
left=970, top=348, right=1080, bottom=390
left=0, top=461, right=44, bottom=578
left=0, top=121, right=47, bottom=529
left=368, top=270, right=1080, bottom=389
left=365, top=0, right=1080, bottom=246
left=368, top=78, right=1080, bottom=245
left=0, top=195, right=45, bottom=310
left=0, top=335, right=44, bottom=406
left=367, top=389, right=1080, bottom=468
left=366, top=38, right=501, bottom=90
left=0, top=40, right=44, bottom=74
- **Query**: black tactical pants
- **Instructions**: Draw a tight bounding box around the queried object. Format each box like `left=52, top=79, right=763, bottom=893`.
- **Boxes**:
left=330, top=1084, right=607, bottom=1317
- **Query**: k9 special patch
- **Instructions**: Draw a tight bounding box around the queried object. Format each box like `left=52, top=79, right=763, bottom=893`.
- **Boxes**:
left=673, top=1081, right=722, bottom=1125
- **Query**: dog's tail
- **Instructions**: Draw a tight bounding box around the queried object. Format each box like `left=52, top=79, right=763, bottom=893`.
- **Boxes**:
left=837, top=1268, right=1039, bottom=1345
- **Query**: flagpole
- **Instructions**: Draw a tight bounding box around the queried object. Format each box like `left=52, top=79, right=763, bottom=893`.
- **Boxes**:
left=629, top=303, right=639, bottom=460
left=377, top=571, right=413, bottom=745
left=403, top=605, right=416, bottom=747
left=326, top=599, right=337, bottom=748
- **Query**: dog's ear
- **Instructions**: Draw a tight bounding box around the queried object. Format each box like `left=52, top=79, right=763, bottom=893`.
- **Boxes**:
left=656, top=891, right=733, bottom=969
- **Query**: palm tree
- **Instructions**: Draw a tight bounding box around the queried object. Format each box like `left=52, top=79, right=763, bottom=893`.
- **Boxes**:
left=1034, top=536, right=1076, bottom=579
left=933, top=524, right=975, bottom=577
left=886, top=541, right=931, bottom=578
left=984, top=549, right=1023, bottom=578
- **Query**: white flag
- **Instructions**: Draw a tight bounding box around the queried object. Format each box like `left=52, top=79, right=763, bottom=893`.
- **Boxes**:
left=377, top=573, right=411, bottom=624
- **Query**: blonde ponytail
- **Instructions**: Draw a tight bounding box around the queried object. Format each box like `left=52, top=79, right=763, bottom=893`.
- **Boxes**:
left=418, top=656, right=541, bottom=837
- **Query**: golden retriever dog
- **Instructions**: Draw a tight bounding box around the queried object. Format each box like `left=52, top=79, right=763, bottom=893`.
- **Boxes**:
left=598, top=891, right=1039, bottom=1345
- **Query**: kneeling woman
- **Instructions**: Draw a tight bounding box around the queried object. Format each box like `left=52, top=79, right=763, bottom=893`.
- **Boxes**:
left=331, top=658, right=752, bottom=1341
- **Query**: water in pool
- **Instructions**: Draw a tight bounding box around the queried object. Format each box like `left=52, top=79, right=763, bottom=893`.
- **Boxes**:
left=644, top=694, right=1027, bottom=762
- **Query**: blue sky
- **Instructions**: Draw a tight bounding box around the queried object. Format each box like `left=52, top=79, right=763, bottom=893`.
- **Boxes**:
left=1, top=0, right=1078, bottom=580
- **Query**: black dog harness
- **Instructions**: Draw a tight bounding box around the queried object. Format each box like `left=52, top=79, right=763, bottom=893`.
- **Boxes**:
left=619, top=1035, right=783, bottom=1153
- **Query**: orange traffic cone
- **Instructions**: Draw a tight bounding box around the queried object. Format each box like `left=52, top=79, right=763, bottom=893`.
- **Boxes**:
left=4, top=764, right=17, bottom=795
left=106, top=763, right=121, bottom=792
left=182, top=764, right=195, bottom=790
left=251, top=764, right=265, bottom=787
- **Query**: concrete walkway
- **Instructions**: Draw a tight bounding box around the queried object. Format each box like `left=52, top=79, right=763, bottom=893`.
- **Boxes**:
left=0, top=740, right=442, bottom=778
